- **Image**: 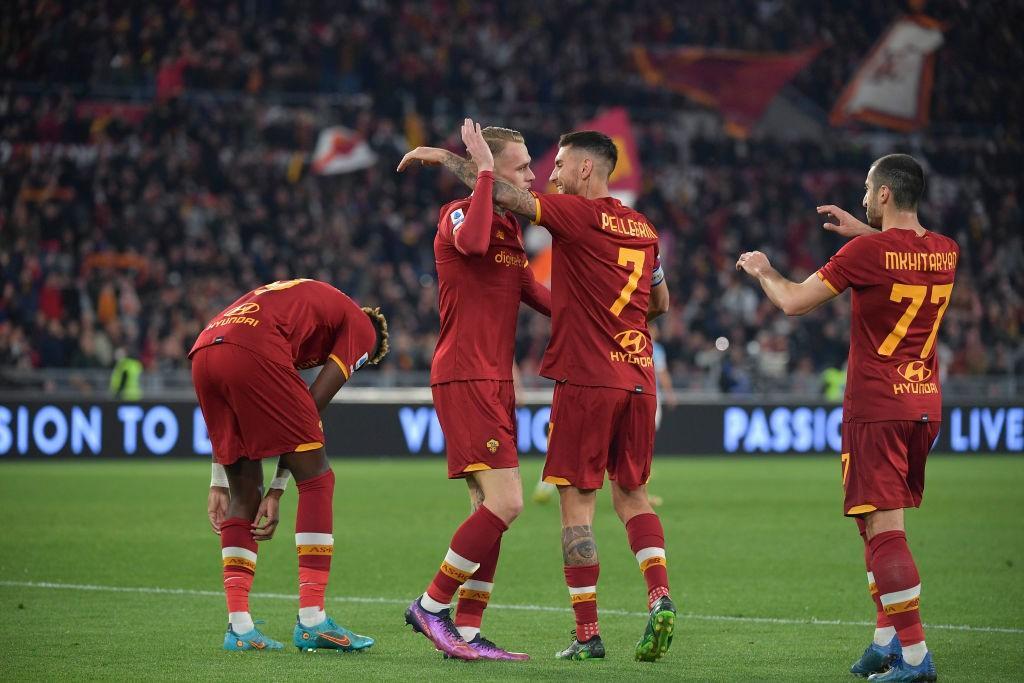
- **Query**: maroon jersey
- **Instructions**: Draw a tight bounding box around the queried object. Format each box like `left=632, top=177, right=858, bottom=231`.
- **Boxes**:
left=432, top=186, right=550, bottom=384
left=531, top=192, right=663, bottom=393
left=817, top=229, right=959, bottom=422
left=189, top=279, right=376, bottom=377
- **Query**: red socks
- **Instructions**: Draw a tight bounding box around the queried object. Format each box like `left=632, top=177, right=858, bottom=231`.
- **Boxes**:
left=869, top=530, right=925, bottom=647
left=221, top=517, right=257, bottom=618
left=857, top=519, right=892, bottom=630
left=295, top=470, right=335, bottom=622
left=455, top=535, right=501, bottom=630
left=426, top=505, right=508, bottom=607
left=626, top=513, right=671, bottom=608
left=564, top=563, right=600, bottom=641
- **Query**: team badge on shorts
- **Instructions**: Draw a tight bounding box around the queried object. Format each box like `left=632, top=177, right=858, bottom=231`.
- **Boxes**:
left=486, top=439, right=499, bottom=453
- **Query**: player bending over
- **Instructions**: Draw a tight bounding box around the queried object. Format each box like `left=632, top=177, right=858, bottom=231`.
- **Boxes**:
left=400, top=120, right=676, bottom=663
left=193, top=279, right=389, bottom=652
left=397, top=126, right=550, bottom=661
left=737, top=154, right=957, bottom=682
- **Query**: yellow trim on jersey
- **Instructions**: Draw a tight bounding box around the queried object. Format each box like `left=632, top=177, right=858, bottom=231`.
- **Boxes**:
left=294, top=441, right=323, bottom=453
left=544, top=476, right=571, bottom=486
left=463, top=463, right=492, bottom=473
left=329, top=354, right=350, bottom=379
left=817, top=271, right=840, bottom=295
left=846, top=504, right=878, bottom=515
left=534, top=196, right=542, bottom=224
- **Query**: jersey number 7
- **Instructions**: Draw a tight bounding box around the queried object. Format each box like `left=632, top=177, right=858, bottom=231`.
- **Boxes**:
left=609, top=248, right=645, bottom=316
left=877, top=283, right=954, bottom=359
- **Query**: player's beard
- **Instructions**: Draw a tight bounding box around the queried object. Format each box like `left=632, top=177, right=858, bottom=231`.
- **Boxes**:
left=866, top=197, right=883, bottom=228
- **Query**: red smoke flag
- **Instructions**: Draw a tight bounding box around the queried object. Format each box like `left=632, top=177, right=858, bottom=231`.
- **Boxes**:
left=634, top=45, right=820, bottom=137
left=531, top=107, right=642, bottom=205
left=830, top=16, right=944, bottom=132
left=311, top=127, right=377, bottom=175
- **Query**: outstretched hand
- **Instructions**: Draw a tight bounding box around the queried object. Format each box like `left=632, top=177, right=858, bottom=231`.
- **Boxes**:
left=460, top=118, right=494, bottom=173
left=396, top=146, right=449, bottom=172
left=817, top=204, right=876, bottom=238
left=736, top=250, right=772, bottom=277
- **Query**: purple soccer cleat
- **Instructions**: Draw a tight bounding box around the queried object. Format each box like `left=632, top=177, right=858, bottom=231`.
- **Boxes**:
left=405, top=599, right=479, bottom=661
left=466, top=634, right=530, bottom=661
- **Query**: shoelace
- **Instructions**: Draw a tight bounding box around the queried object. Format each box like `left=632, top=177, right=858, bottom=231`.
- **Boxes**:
left=437, top=609, right=465, bottom=641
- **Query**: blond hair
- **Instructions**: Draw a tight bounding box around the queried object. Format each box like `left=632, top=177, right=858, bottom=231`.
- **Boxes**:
left=361, top=306, right=390, bottom=366
left=481, top=126, right=525, bottom=157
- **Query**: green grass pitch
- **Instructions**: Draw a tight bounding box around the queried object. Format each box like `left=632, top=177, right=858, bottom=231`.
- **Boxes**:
left=1, top=455, right=1021, bottom=680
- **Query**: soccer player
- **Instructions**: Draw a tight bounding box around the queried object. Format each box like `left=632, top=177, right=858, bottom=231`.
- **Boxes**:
left=398, top=126, right=550, bottom=661
left=736, top=154, right=957, bottom=682
left=192, top=279, right=389, bottom=652
left=399, top=119, right=675, bottom=662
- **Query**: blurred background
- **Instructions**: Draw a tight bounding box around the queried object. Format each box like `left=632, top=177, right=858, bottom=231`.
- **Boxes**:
left=0, top=0, right=1020, bottom=402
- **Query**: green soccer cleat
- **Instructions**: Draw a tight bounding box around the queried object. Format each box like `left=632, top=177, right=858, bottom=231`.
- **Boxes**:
left=555, top=631, right=605, bottom=660
left=635, top=595, right=676, bottom=662
left=222, top=622, right=284, bottom=651
left=293, top=615, right=375, bottom=652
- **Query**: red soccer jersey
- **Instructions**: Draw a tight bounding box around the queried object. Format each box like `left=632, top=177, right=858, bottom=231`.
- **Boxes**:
left=189, top=279, right=377, bottom=378
left=531, top=192, right=662, bottom=393
left=432, top=189, right=550, bottom=384
left=816, top=228, right=959, bottom=422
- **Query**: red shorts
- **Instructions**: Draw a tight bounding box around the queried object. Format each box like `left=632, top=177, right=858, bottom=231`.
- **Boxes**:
left=841, top=420, right=941, bottom=517
left=192, top=343, right=324, bottom=465
left=543, top=382, right=656, bottom=490
left=432, top=380, right=518, bottom=479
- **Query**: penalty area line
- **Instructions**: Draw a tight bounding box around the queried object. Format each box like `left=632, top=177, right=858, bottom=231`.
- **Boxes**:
left=1, top=579, right=1021, bottom=636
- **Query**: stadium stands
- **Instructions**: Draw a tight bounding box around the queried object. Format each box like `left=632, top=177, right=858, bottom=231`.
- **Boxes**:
left=1, top=0, right=1020, bottom=395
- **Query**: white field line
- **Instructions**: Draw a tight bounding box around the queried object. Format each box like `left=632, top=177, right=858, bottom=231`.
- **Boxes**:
left=1, top=579, right=1021, bottom=636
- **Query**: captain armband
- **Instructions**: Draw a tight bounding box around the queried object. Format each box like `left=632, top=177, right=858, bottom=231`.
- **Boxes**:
left=651, top=264, right=666, bottom=287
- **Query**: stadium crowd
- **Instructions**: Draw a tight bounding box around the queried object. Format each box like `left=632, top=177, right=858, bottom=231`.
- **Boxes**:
left=1, top=0, right=1020, bottom=394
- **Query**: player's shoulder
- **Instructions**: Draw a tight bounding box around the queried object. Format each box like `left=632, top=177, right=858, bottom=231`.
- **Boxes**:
left=925, top=229, right=960, bottom=253
left=437, top=197, right=472, bottom=226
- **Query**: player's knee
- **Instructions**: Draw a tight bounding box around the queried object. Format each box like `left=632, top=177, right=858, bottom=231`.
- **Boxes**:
left=487, top=492, right=523, bottom=524
left=612, top=489, right=651, bottom=523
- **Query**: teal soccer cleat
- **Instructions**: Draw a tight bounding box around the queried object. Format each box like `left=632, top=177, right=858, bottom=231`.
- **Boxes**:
left=851, top=635, right=901, bottom=677
left=222, top=622, right=284, bottom=651
left=294, top=616, right=375, bottom=652
left=868, top=652, right=937, bottom=682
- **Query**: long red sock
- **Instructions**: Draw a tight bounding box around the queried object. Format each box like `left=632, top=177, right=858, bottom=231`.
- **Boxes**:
left=869, top=531, right=924, bottom=647
left=425, top=505, right=507, bottom=607
left=296, top=470, right=335, bottom=626
left=221, top=517, right=257, bottom=629
left=455, top=535, right=501, bottom=631
left=564, top=563, right=600, bottom=641
left=626, top=513, right=670, bottom=609
left=856, top=519, right=892, bottom=631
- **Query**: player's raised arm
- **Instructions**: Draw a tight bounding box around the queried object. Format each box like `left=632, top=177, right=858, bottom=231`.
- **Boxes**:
left=736, top=250, right=835, bottom=316
left=397, top=119, right=540, bottom=221
left=817, top=204, right=880, bottom=239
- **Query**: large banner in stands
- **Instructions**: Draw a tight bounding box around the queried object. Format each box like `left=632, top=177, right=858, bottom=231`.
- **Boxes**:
left=0, top=400, right=1020, bottom=459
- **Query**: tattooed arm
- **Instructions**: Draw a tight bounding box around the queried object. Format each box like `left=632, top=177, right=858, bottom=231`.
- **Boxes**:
left=396, top=118, right=539, bottom=220
left=562, top=525, right=599, bottom=565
